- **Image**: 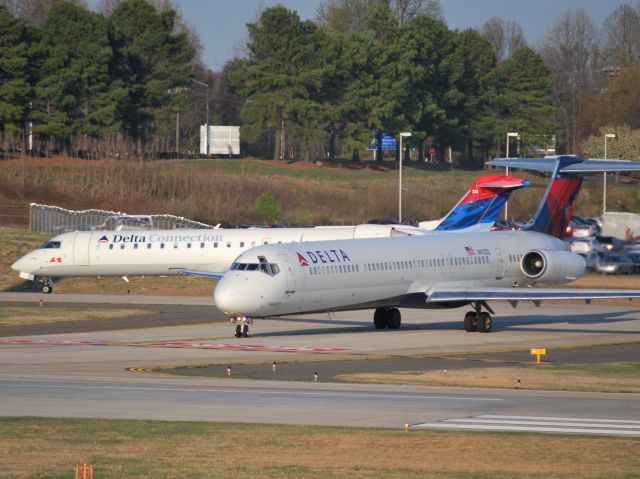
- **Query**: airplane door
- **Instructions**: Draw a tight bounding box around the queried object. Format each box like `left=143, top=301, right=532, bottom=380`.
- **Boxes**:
left=73, top=232, right=90, bottom=266
left=278, top=253, right=297, bottom=294
left=495, top=247, right=505, bottom=280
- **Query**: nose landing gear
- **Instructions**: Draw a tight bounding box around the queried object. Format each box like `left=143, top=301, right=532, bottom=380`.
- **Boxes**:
left=38, top=277, right=54, bottom=294
left=232, top=316, right=251, bottom=338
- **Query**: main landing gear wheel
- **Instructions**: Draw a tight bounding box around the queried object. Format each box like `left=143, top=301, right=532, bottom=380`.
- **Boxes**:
left=463, top=302, right=494, bottom=333
left=373, top=308, right=387, bottom=329
left=373, top=308, right=402, bottom=329
left=463, top=312, right=477, bottom=332
left=387, top=308, right=401, bottom=329
left=476, top=312, right=492, bottom=333
left=242, top=325, right=249, bottom=338
left=235, top=324, right=242, bottom=338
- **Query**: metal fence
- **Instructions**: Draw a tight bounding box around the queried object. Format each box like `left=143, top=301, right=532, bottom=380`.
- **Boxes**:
left=29, top=203, right=215, bottom=234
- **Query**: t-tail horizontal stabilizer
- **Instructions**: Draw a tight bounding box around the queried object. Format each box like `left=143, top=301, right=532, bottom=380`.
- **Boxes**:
left=433, top=174, right=530, bottom=231
left=487, top=155, right=640, bottom=239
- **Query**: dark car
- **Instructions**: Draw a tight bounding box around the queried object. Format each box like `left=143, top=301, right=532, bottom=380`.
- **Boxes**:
left=596, top=236, right=624, bottom=252
left=594, top=253, right=635, bottom=274
left=625, top=251, right=640, bottom=274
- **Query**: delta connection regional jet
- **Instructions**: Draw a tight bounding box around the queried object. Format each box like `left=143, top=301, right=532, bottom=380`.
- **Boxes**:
left=210, top=156, right=640, bottom=337
left=12, top=174, right=528, bottom=293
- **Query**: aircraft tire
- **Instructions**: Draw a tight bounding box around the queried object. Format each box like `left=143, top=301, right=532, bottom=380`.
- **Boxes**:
left=463, top=312, right=477, bottom=332
left=388, top=308, right=401, bottom=329
left=41, top=284, right=52, bottom=294
left=476, top=312, right=492, bottom=333
left=242, top=325, right=249, bottom=338
left=234, top=324, right=242, bottom=338
left=373, top=308, right=388, bottom=329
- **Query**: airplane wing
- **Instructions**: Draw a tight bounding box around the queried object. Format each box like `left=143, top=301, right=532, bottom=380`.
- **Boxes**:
left=425, top=287, right=640, bottom=303
left=180, top=269, right=224, bottom=279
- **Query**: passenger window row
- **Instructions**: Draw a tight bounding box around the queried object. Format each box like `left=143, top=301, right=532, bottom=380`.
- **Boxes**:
left=310, top=264, right=359, bottom=275
left=101, top=240, right=258, bottom=251
left=307, top=255, right=492, bottom=275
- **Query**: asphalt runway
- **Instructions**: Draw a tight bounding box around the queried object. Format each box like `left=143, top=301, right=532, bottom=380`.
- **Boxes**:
left=0, top=292, right=639, bottom=434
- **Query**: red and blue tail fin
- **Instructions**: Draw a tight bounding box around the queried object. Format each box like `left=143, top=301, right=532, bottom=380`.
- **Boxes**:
left=433, top=174, right=529, bottom=231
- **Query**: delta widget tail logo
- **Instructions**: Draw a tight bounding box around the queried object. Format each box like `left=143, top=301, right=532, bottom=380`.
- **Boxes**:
left=296, top=252, right=309, bottom=267
left=98, top=235, right=109, bottom=243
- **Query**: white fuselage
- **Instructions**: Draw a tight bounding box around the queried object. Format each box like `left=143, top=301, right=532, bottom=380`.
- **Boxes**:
left=11, top=224, right=424, bottom=279
left=213, top=231, right=583, bottom=317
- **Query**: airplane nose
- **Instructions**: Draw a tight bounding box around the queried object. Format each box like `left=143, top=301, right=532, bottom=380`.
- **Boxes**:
left=11, top=256, right=28, bottom=272
left=214, top=276, right=260, bottom=315
left=11, top=254, right=37, bottom=281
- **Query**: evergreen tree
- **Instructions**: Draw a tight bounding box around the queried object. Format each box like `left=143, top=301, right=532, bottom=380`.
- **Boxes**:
left=492, top=47, right=556, bottom=154
left=232, top=6, right=327, bottom=161
left=455, top=28, right=498, bottom=163
left=33, top=1, right=125, bottom=145
left=109, top=0, right=194, bottom=141
left=0, top=6, right=33, bottom=154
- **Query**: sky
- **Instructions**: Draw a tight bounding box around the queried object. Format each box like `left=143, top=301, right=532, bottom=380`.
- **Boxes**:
left=88, top=0, right=631, bottom=72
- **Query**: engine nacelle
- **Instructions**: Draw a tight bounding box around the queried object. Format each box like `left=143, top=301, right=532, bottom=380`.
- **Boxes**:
left=520, top=249, right=585, bottom=284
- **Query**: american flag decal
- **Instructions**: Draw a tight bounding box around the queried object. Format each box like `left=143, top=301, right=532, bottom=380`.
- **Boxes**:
left=465, top=246, right=476, bottom=256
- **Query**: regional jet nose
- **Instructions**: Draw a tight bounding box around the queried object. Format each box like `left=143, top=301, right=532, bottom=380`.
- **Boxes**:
left=11, top=254, right=36, bottom=280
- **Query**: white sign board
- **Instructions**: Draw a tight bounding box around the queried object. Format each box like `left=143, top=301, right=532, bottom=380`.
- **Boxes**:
left=200, top=125, right=240, bottom=155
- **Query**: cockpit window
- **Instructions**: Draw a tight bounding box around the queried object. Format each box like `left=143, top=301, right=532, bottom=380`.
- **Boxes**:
left=39, top=241, right=61, bottom=249
left=229, top=255, right=280, bottom=276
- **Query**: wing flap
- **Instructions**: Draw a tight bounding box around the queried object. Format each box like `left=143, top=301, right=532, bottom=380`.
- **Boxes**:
left=426, top=287, right=640, bottom=303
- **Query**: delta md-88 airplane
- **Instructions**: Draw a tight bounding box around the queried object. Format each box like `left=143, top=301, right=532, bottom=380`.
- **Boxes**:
left=12, top=174, right=528, bottom=293
left=209, top=156, right=640, bottom=337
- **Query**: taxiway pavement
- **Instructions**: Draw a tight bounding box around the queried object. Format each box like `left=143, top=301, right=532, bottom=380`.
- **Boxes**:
left=0, top=293, right=639, bottom=433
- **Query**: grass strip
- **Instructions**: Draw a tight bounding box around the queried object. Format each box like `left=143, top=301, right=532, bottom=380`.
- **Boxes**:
left=337, top=363, right=640, bottom=393
left=0, top=307, right=152, bottom=326
left=0, top=417, right=638, bottom=478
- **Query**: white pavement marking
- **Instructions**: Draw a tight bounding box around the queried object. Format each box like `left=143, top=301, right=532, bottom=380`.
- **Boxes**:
left=3, top=383, right=503, bottom=402
left=412, top=415, right=640, bottom=437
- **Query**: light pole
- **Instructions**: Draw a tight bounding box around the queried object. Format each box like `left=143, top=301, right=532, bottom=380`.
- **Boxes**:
left=504, top=132, right=519, bottom=220
left=398, top=132, right=411, bottom=223
left=192, top=79, right=210, bottom=156
left=603, top=133, right=616, bottom=214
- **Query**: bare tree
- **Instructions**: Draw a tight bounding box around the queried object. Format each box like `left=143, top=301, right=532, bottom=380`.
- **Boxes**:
left=539, top=9, right=600, bottom=152
left=1, top=0, right=86, bottom=25
left=602, top=3, right=640, bottom=68
left=394, top=0, right=443, bottom=26
left=480, top=16, right=527, bottom=63
left=316, top=0, right=442, bottom=31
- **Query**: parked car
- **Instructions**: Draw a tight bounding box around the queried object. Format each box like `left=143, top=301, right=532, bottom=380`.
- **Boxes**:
left=625, top=251, right=640, bottom=273
left=566, top=216, right=601, bottom=238
left=585, top=251, right=606, bottom=271
left=596, top=235, right=624, bottom=252
left=594, top=253, right=635, bottom=274
left=568, top=237, right=604, bottom=256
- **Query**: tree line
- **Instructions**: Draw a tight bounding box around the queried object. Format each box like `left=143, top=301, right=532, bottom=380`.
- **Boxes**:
left=0, top=0, right=638, bottom=163
left=0, top=0, right=196, bottom=158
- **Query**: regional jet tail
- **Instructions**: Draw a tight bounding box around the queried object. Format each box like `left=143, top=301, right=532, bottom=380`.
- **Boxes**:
left=11, top=174, right=527, bottom=293
left=213, top=155, right=640, bottom=337
left=420, top=174, right=530, bottom=232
